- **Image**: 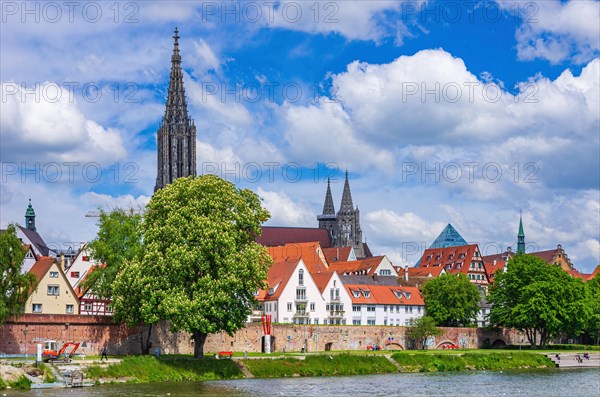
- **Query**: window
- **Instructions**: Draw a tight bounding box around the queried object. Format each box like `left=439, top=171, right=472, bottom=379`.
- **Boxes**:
left=383, top=305, right=387, bottom=312
left=362, top=290, right=370, bottom=298
left=71, top=271, right=80, bottom=278
left=435, top=255, right=441, bottom=260
left=380, top=269, right=391, bottom=276
left=405, top=306, right=408, bottom=313
left=298, top=269, right=304, bottom=286
left=296, top=288, right=306, bottom=301
left=352, top=290, right=360, bottom=298
left=404, top=292, right=411, bottom=299
left=49, top=271, right=59, bottom=278
left=310, top=303, right=315, bottom=311
left=367, top=319, right=375, bottom=325
left=66, top=304, right=74, bottom=314
left=448, top=254, right=454, bottom=259
left=32, top=303, right=42, bottom=313
left=353, top=319, right=361, bottom=325
left=384, top=319, right=387, bottom=325
left=404, top=320, right=410, bottom=326
left=478, top=263, right=483, bottom=269
left=287, top=303, right=292, bottom=311
left=84, top=302, right=92, bottom=312
left=417, top=306, right=422, bottom=313
left=459, top=253, right=465, bottom=258
left=352, top=305, right=361, bottom=312
left=253, top=290, right=259, bottom=296
left=47, top=285, right=59, bottom=296
left=367, top=306, right=375, bottom=312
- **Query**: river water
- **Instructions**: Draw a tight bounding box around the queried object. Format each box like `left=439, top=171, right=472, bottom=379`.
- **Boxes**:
left=6, top=368, right=599, bottom=397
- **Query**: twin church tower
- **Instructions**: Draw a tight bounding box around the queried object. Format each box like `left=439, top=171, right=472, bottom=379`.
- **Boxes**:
left=154, top=29, right=366, bottom=255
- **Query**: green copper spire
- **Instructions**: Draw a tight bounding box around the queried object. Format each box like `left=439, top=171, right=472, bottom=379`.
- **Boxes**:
left=25, top=198, right=36, bottom=231
left=517, top=211, right=525, bottom=255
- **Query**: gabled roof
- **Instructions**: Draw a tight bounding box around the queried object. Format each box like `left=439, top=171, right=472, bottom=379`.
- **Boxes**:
left=340, top=275, right=400, bottom=286
left=266, top=242, right=329, bottom=273
left=322, top=247, right=353, bottom=263
left=329, top=256, right=388, bottom=276
left=256, top=260, right=301, bottom=301
left=587, top=265, right=600, bottom=281
left=311, top=272, right=334, bottom=293
left=257, top=226, right=331, bottom=248
left=418, top=244, right=481, bottom=276
left=28, top=256, right=55, bottom=287
left=530, top=248, right=560, bottom=263
left=430, top=223, right=468, bottom=249
left=344, top=284, right=425, bottom=306
left=483, top=260, right=506, bottom=283
left=18, top=225, right=52, bottom=257
left=397, top=266, right=446, bottom=278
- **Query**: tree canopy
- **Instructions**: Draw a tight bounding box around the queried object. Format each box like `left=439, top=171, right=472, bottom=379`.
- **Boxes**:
left=488, top=254, right=588, bottom=347
left=421, top=273, right=480, bottom=327
left=83, top=209, right=143, bottom=299
left=407, top=315, right=443, bottom=350
left=113, top=175, right=272, bottom=358
left=585, top=277, right=600, bottom=344
left=0, top=224, right=36, bottom=324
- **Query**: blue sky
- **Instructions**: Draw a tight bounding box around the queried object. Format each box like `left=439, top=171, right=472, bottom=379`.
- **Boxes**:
left=1, top=0, right=599, bottom=272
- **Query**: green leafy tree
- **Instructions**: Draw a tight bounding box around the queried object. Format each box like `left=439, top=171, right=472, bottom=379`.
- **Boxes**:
left=488, top=254, right=588, bottom=347
left=114, top=175, right=272, bottom=358
left=0, top=224, right=36, bottom=324
left=421, top=273, right=480, bottom=327
left=83, top=209, right=143, bottom=299
left=584, top=276, right=600, bottom=344
left=407, top=315, right=443, bottom=350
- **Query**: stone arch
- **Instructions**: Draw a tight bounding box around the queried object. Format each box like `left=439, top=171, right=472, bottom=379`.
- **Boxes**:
left=492, top=339, right=507, bottom=348
left=384, top=342, right=404, bottom=350
left=436, top=340, right=457, bottom=349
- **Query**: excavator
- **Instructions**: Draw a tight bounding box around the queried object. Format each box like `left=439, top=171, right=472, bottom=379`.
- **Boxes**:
left=42, top=340, right=81, bottom=363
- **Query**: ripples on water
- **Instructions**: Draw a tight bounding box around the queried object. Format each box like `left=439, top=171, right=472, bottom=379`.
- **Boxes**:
left=7, top=368, right=600, bottom=397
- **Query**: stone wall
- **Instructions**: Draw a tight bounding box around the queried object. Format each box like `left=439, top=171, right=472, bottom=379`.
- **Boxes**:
left=1, top=315, right=522, bottom=356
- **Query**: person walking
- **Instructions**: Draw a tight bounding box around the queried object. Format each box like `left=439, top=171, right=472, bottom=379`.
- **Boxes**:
left=101, top=344, right=108, bottom=362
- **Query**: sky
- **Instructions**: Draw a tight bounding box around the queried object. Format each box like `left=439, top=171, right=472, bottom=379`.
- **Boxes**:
left=1, top=0, right=599, bottom=272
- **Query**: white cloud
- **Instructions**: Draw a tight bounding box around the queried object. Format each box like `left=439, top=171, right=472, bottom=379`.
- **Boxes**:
left=1, top=82, right=127, bottom=165
left=498, top=0, right=600, bottom=64
left=257, top=188, right=315, bottom=226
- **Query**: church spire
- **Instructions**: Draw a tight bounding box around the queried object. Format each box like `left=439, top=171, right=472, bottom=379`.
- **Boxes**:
left=155, top=28, right=197, bottom=192
left=517, top=211, right=525, bottom=254
left=322, top=178, right=335, bottom=215
left=338, top=170, right=354, bottom=213
left=25, top=198, right=36, bottom=231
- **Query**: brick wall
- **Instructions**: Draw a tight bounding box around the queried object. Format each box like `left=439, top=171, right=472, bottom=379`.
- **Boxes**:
left=0, top=315, right=522, bottom=355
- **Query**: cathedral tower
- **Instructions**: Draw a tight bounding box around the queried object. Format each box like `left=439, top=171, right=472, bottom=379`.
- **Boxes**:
left=517, top=212, right=525, bottom=255
left=155, top=28, right=197, bottom=192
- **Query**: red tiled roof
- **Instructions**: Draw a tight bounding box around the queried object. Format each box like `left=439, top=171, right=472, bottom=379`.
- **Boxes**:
left=28, top=256, right=55, bottom=293
left=483, top=260, right=505, bottom=283
left=257, top=227, right=331, bottom=248
left=311, top=272, right=334, bottom=293
left=530, top=249, right=559, bottom=263
left=329, top=256, right=386, bottom=276
left=344, top=284, right=425, bottom=306
left=322, top=247, right=353, bottom=263
left=419, top=245, right=480, bottom=275
left=587, top=265, right=600, bottom=281
left=266, top=242, right=329, bottom=273
left=256, top=260, right=300, bottom=301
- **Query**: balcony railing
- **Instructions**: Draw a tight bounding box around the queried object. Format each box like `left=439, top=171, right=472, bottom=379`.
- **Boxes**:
left=295, top=296, right=308, bottom=303
left=294, top=311, right=310, bottom=317
left=328, top=310, right=345, bottom=317
left=330, top=297, right=341, bottom=303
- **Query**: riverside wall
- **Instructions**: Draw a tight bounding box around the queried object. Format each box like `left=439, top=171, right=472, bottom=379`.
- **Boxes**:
left=0, top=315, right=521, bottom=356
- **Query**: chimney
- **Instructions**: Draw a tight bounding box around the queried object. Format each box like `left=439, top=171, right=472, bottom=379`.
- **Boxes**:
left=493, top=260, right=497, bottom=266
left=60, top=254, right=65, bottom=270
left=404, top=265, right=409, bottom=283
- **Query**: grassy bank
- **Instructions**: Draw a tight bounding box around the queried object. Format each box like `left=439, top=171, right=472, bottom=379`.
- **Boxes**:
left=241, top=354, right=398, bottom=378
left=86, top=356, right=244, bottom=383
left=392, top=352, right=554, bottom=372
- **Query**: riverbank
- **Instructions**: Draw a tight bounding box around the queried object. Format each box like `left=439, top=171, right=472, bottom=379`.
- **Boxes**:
left=2, top=350, right=594, bottom=389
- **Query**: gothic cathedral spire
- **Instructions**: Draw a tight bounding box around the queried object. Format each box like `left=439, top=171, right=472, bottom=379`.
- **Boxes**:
left=339, top=170, right=354, bottom=213
left=322, top=178, right=335, bottom=215
left=517, top=211, right=525, bottom=254
left=155, top=28, right=197, bottom=192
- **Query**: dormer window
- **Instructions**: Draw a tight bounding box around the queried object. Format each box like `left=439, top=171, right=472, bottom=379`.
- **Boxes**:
left=435, top=255, right=441, bottom=260
left=352, top=290, right=360, bottom=298
left=268, top=288, right=274, bottom=295
left=448, top=254, right=454, bottom=259
left=362, top=290, right=370, bottom=298
left=403, top=292, right=411, bottom=299
left=253, top=290, right=259, bottom=296
left=426, top=255, right=432, bottom=260
left=459, top=253, right=465, bottom=258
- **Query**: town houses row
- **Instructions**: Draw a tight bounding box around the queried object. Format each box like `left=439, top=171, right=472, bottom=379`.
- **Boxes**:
left=8, top=199, right=599, bottom=328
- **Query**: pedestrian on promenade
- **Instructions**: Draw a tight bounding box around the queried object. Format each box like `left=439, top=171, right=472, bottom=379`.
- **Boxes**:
left=101, top=344, right=108, bottom=362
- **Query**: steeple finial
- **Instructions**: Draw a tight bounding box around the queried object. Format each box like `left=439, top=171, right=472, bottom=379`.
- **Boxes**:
left=322, top=177, right=335, bottom=215
left=339, top=170, right=354, bottom=213
left=517, top=211, right=525, bottom=254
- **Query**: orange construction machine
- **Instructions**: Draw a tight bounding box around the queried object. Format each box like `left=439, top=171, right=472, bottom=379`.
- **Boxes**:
left=42, top=340, right=81, bottom=363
